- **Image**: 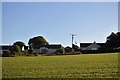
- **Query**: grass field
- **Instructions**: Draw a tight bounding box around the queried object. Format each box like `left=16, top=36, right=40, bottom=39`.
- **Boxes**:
left=2, top=53, right=119, bottom=79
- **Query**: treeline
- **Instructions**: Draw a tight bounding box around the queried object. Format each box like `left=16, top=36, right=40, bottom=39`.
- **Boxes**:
left=2, top=44, right=81, bottom=57
left=2, top=32, right=120, bottom=57
left=2, top=36, right=82, bottom=57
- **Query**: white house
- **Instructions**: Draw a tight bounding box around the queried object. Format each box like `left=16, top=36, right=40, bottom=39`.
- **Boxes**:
left=32, top=44, right=62, bottom=54
left=80, top=41, right=105, bottom=51
left=86, top=42, right=100, bottom=50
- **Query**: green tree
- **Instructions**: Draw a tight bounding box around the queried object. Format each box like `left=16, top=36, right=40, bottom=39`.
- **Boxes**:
left=72, top=44, right=80, bottom=51
left=56, top=48, right=65, bottom=55
left=28, top=46, right=33, bottom=56
left=65, top=46, right=72, bottom=53
left=13, top=41, right=25, bottom=51
left=28, top=36, right=49, bottom=46
left=10, top=45, right=21, bottom=56
left=106, top=32, right=120, bottom=50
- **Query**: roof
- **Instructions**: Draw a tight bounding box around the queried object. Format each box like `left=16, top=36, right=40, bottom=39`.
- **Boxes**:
left=80, top=43, right=91, bottom=47
left=0, top=45, right=29, bottom=50
left=80, top=43, right=106, bottom=47
left=0, top=45, right=12, bottom=50
left=87, top=42, right=100, bottom=49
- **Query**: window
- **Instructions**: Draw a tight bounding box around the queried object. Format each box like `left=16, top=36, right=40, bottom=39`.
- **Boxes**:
left=92, top=48, right=97, bottom=50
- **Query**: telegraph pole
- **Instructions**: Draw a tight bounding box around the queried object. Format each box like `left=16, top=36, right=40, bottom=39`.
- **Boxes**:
left=70, top=34, right=76, bottom=48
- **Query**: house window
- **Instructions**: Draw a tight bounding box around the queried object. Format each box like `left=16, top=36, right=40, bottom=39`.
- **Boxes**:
left=92, top=48, right=97, bottom=50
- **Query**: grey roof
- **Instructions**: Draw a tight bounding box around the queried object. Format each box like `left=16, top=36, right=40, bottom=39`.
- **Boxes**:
left=0, top=45, right=12, bottom=50
left=0, top=45, right=29, bottom=50
left=80, top=43, right=106, bottom=47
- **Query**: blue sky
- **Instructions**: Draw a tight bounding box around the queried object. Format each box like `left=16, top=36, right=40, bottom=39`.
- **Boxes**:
left=2, top=2, right=118, bottom=47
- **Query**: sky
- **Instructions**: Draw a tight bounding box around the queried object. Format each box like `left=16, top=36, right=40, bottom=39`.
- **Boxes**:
left=2, top=2, right=118, bottom=47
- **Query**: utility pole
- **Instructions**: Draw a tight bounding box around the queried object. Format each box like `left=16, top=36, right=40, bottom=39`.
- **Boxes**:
left=70, top=34, right=76, bottom=48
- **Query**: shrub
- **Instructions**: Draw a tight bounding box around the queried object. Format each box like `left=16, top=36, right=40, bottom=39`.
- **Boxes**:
left=2, top=51, right=10, bottom=57
left=65, top=46, right=72, bottom=53
left=9, top=45, right=22, bottom=56
left=56, top=48, right=65, bottom=55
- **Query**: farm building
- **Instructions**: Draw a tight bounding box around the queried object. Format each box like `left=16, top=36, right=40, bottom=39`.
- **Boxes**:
left=80, top=41, right=106, bottom=51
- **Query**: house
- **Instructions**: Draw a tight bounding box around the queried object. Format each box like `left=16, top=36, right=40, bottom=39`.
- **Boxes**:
left=80, top=41, right=106, bottom=51
left=31, top=44, right=62, bottom=54
left=0, top=45, right=29, bottom=54
left=0, top=45, right=12, bottom=54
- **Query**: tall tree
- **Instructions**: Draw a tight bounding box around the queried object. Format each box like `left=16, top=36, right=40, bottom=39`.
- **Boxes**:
left=72, top=44, right=80, bottom=51
left=10, top=45, right=22, bottom=56
left=13, top=41, right=25, bottom=51
left=28, top=36, right=49, bottom=46
left=65, top=46, right=72, bottom=53
left=106, top=32, right=120, bottom=49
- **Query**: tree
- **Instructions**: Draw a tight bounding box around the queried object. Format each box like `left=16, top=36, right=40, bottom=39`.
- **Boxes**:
left=28, top=36, right=49, bottom=46
left=72, top=44, right=80, bottom=51
left=9, top=41, right=25, bottom=56
left=2, top=51, right=10, bottom=57
left=28, top=46, right=33, bottom=56
left=56, top=48, right=65, bottom=55
left=65, top=46, right=72, bottom=53
left=10, top=45, right=21, bottom=56
left=106, top=32, right=120, bottom=50
left=13, top=41, right=25, bottom=51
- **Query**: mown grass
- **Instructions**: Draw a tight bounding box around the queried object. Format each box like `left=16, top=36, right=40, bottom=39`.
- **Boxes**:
left=2, top=53, right=119, bottom=78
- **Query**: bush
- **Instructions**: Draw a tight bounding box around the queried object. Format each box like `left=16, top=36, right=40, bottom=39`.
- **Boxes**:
left=56, top=48, right=65, bottom=55
left=65, top=46, right=72, bottom=53
left=2, top=51, right=10, bottom=57
left=9, top=45, right=22, bottom=56
left=28, top=49, right=33, bottom=56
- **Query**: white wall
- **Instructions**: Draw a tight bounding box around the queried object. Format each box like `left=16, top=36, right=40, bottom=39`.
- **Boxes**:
left=33, top=49, right=40, bottom=54
left=48, top=49, right=57, bottom=54
left=33, top=48, right=57, bottom=54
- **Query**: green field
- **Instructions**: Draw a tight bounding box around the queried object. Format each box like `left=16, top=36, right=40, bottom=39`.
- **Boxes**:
left=2, top=53, right=119, bottom=79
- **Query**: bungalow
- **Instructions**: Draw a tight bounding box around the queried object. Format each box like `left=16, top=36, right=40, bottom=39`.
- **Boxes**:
left=0, top=45, right=12, bottom=54
left=80, top=41, right=106, bottom=51
left=31, top=44, right=62, bottom=54
left=0, top=45, right=28, bottom=54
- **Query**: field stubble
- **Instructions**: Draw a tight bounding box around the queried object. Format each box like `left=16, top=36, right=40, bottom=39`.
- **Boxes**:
left=2, top=53, right=119, bottom=78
